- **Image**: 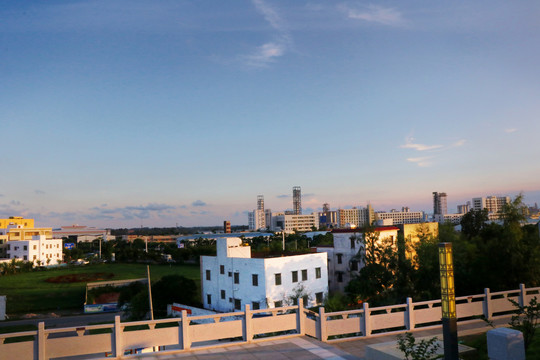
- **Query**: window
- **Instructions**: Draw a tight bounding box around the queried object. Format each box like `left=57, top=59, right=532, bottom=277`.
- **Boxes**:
left=315, top=267, right=321, bottom=279
left=23, top=255, right=27, bottom=260
left=316, top=292, right=323, bottom=304
left=274, top=300, right=283, bottom=308
left=234, top=272, right=240, bottom=284
left=234, top=299, right=241, bottom=310
left=24, top=245, right=28, bottom=251
left=292, top=271, right=298, bottom=283
left=275, top=273, right=282, bottom=285
left=337, top=254, right=343, bottom=264
left=220, top=265, right=225, bottom=274
left=7, top=245, right=10, bottom=250
left=229, top=297, right=233, bottom=303
left=252, top=274, right=258, bottom=286
left=337, top=272, right=343, bottom=283
left=350, top=260, right=359, bottom=271
left=33, top=245, right=37, bottom=250
left=221, top=290, right=226, bottom=299
left=302, top=295, right=308, bottom=306
left=301, top=269, right=308, bottom=281
left=207, top=294, right=212, bottom=305
left=252, top=302, right=260, bottom=310
left=228, top=271, right=232, bottom=277
left=206, top=269, right=211, bottom=281
left=33, top=255, right=36, bottom=260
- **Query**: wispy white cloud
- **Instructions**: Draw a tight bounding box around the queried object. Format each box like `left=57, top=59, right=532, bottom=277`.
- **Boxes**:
left=505, top=128, right=517, bottom=133
left=451, top=139, right=466, bottom=147
left=252, top=0, right=285, bottom=32
left=241, top=0, right=291, bottom=68
left=406, top=157, right=433, bottom=167
left=243, top=42, right=286, bottom=67
left=401, top=136, right=466, bottom=167
left=343, top=4, right=405, bottom=26
left=400, top=137, right=442, bottom=151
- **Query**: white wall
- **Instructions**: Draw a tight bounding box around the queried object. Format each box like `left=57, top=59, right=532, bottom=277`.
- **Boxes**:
left=202, top=238, right=328, bottom=312
left=7, top=236, right=63, bottom=266
left=264, top=253, right=328, bottom=308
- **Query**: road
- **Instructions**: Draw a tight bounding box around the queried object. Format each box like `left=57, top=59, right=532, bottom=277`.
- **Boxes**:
left=0, top=312, right=121, bottom=330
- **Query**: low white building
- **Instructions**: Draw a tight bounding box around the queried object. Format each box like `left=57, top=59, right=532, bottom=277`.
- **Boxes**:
left=201, top=238, right=328, bottom=312
left=375, top=209, right=426, bottom=225
left=270, top=213, right=319, bottom=233
left=316, top=227, right=399, bottom=293
left=6, top=235, right=63, bottom=266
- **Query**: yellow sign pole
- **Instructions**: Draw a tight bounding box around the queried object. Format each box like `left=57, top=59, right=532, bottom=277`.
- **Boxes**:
left=439, top=242, right=458, bottom=359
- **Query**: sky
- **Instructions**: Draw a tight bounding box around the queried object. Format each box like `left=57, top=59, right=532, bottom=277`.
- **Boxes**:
left=1, top=1, right=540, bottom=228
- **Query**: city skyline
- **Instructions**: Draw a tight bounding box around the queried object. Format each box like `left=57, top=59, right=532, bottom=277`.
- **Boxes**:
left=1, top=1, right=540, bottom=227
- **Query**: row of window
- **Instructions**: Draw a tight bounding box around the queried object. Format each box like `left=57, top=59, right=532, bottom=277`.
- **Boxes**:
left=6, top=244, right=59, bottom=251
left=206, top=292, right=325, bottom=309
left=205, top=269, right=259, bottom=286
left=275, top=267, right=321, bottom=286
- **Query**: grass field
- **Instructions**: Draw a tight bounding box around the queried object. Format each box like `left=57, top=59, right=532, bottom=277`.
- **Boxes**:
left=0, top=263, right=200, bottom=315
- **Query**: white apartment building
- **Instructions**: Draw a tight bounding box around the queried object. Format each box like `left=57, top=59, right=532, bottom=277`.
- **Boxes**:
left=270, top=213, right=319, bottom=234
left=248, top=209, right=266, bottom=231
left=315, top=227, right=399, bottom=293
left=336, top=205, right=375, bottom=229
left=201, top=238, right=328, bottom=312
left=375, top=209, right=426, bottom=225
left=433, top=213, right=464, bottom=225
left=6, top=235, right=63, bottom=265
left=472, top=196, right=510, bottom=220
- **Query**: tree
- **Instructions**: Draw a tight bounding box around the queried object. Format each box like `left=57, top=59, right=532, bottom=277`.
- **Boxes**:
left=346, top=227, right=398, bottom=305
left=460, top=209, right=488, bottom=238
left=151, top=275, right=199, bottom=317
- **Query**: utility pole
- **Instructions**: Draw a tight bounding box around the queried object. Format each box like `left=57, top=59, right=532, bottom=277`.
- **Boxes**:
left=282, top=231, right=285, bottom=251
left=147, top=265, right=154, bottom=321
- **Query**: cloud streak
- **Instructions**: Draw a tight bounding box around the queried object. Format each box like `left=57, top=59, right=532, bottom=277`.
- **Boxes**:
left=241, top=0, right=291, bottom=68
left=343, top=5, right=405, bottom=26
left=400, top=138, right=443, bottom=151
left=401, top=136, right=466, bottom=167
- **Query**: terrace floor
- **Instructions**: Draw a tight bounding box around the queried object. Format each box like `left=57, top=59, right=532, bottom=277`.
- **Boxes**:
left=132, top=316, right=511, bottom=360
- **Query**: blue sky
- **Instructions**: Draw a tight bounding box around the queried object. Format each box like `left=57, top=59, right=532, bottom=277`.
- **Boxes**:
left=1, top=1, right=539, bottom=227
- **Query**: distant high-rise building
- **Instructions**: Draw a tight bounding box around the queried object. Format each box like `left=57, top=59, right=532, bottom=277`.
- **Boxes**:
left=472, top=196, right=510, bottom=219
left=433, top=192, right=448, bottom=215
left=223, top=221, right=231, bottom=234
left=457, top=204, right=470, bottom=214
left=293, top=186, right=302, bottom=215
left=248, top=195, right=266, bottom=230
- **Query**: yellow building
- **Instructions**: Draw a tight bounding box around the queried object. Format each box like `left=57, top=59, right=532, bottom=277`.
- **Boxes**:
left=400, top=222, right=439, bottom=262
left=0, top=217, right=34, bottom=229
left=0, top=217, right=50, bottom=258
left=402, top=222, right=439, bottom=244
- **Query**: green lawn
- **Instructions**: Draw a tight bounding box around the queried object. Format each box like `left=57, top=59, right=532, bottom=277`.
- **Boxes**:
left=0, top=263, right=200, bottom=315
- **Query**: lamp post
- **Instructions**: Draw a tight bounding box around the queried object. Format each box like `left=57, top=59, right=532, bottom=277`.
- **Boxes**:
left=439, top=242, right=459, bottom=360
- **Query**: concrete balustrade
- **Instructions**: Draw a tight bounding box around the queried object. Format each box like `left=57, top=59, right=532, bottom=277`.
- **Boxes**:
left=0, top=285, right=538, bottom=360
